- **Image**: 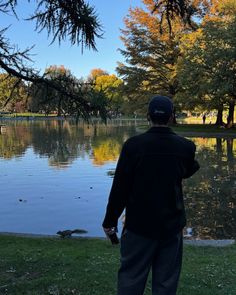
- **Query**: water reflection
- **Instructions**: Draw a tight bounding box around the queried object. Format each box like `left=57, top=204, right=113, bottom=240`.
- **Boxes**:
left=0, top=123, right=31, bottom=159
left=0, top=120, right=235, bottom=239
left=184, top=137, right=236, bottom=240
left=0, top=120, right=134, bottom=168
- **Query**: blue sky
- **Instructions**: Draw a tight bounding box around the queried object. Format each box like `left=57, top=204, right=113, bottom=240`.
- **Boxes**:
left=1, top=0, right=143, bottom=79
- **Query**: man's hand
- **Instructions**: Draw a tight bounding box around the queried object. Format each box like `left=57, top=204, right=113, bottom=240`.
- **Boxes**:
left=103, top=227, right=112, bottom=236
left=103, top=227, right=117, bottom=236
left=103, top=227, right=119, bottom=244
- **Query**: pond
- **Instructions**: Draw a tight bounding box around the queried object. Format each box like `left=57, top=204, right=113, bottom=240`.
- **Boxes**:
left=0, top=119, right=235, bottom=240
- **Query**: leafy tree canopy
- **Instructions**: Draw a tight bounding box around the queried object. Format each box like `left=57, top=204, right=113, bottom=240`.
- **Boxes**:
left=87, top=68, right=109, bottom=83
left=0, top=73, right=27, bottom=112
left=117, top=0, right=191, bottom=114
left=0, top=0, right=103, bottom=118
left=176, top=0, right=236, bottom=126
left=94, top=74, right=124, bottom=116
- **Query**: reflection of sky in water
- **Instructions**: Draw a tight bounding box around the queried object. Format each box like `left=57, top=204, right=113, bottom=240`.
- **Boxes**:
left=0, top=121, right=235, bottom=239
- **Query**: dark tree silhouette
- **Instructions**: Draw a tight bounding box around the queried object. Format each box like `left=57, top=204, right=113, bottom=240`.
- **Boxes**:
left=154, top=0, right=193, bottom=25
left=153, top=0, right=209, bottom=33
left=0, top=0, right=103, bottom=118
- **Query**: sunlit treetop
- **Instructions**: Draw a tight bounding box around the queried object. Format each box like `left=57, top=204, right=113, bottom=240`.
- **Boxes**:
left=88, top=68, right=109, bottom=82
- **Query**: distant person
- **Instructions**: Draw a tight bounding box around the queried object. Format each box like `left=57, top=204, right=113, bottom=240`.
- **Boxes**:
left=202, top=114, right=206, bottom=124
left=103, top=95, right=200, bottom=295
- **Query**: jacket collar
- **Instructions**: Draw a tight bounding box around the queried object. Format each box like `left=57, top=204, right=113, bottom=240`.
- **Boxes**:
left=146, top=126, right=176, bottom=135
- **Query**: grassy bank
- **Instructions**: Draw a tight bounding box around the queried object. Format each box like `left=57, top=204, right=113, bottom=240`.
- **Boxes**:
left=135, top=123, right=236, bottom=136
left=0, top=236, right=235, bottom=295
left=0, top=113, right=57, bottom=118
left=172, top=124, right=236, bottom=135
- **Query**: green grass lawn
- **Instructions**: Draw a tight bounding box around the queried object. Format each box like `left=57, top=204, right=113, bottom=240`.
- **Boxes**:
left=136, top=123, right=236, bottom=135
left=0, top=236, right=235, bottom=295
left=172, top=124, right=236, bottom=134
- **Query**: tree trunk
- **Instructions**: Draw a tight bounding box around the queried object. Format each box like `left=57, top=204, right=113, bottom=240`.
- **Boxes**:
left=226, top=100, right=235, bottom=129
left=172, top=108, right=177, bottom=125
left=214, top=105, right=224, bottom=126
left=57, top=95, right=62, bottom=117
left=169, top=85, right=177, bottom=125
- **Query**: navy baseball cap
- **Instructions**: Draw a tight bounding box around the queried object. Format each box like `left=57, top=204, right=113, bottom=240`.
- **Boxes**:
left=148, top=95, right=173, bottom=119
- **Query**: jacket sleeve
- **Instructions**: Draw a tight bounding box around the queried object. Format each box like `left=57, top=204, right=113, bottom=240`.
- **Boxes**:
left=102, top=141, right=133, bottom=228
left=183, top=142, right=200, bottom=179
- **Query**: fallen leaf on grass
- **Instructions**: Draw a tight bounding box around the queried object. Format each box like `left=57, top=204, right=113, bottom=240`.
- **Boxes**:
left=6, top=267, right=16, bottom=273
left=48, top=285, right=60, bottom=295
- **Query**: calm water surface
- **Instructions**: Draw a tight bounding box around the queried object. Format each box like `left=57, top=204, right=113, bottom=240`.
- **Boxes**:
left=0, top=120, right=235, bottom=239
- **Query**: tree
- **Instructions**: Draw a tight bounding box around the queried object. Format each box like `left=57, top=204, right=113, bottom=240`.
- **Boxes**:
left=30, top=65, right=77, bottom=116
left=117, top=0, right=193, bottom=116
left=0, top=73, right=28, bottom=112
left=94, top=74, right=124, bottom=116
left=88, top=68, right=109, bottom=83
left=176, top=0, right=236, bottom=127
left=0, top=0, right=103, bottom=118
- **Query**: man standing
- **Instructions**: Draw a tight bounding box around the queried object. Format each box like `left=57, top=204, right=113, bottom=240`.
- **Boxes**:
left=102, top=95, right=200, bottom=295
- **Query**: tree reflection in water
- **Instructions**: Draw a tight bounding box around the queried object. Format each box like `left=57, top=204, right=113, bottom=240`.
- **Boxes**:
left=0, top=120, right=134, bottom=168
left=0, top=120, right=235, bottom=239
left=184, top=137, right=236, bottom=239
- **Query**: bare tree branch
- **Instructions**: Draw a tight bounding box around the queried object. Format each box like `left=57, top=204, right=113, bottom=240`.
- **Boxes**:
left=153, top=0, right=197, bottom=34
left=0, top=1, right=105, bottom=119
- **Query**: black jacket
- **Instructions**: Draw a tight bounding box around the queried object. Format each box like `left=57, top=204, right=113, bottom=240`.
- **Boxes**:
left=102, top=127, right=200, bottom=238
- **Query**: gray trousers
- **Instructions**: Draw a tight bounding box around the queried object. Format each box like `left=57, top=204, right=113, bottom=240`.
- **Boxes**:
left=117, top=230, right=183, bottom=295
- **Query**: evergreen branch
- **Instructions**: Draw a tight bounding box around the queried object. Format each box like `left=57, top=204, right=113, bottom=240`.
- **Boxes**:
left=27, top=0, right=103, bottom=50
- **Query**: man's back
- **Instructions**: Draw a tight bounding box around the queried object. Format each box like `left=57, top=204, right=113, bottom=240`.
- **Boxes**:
left=123, top=126, right=198, bottom=238
left=103, top=126, right=199, bottom=239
